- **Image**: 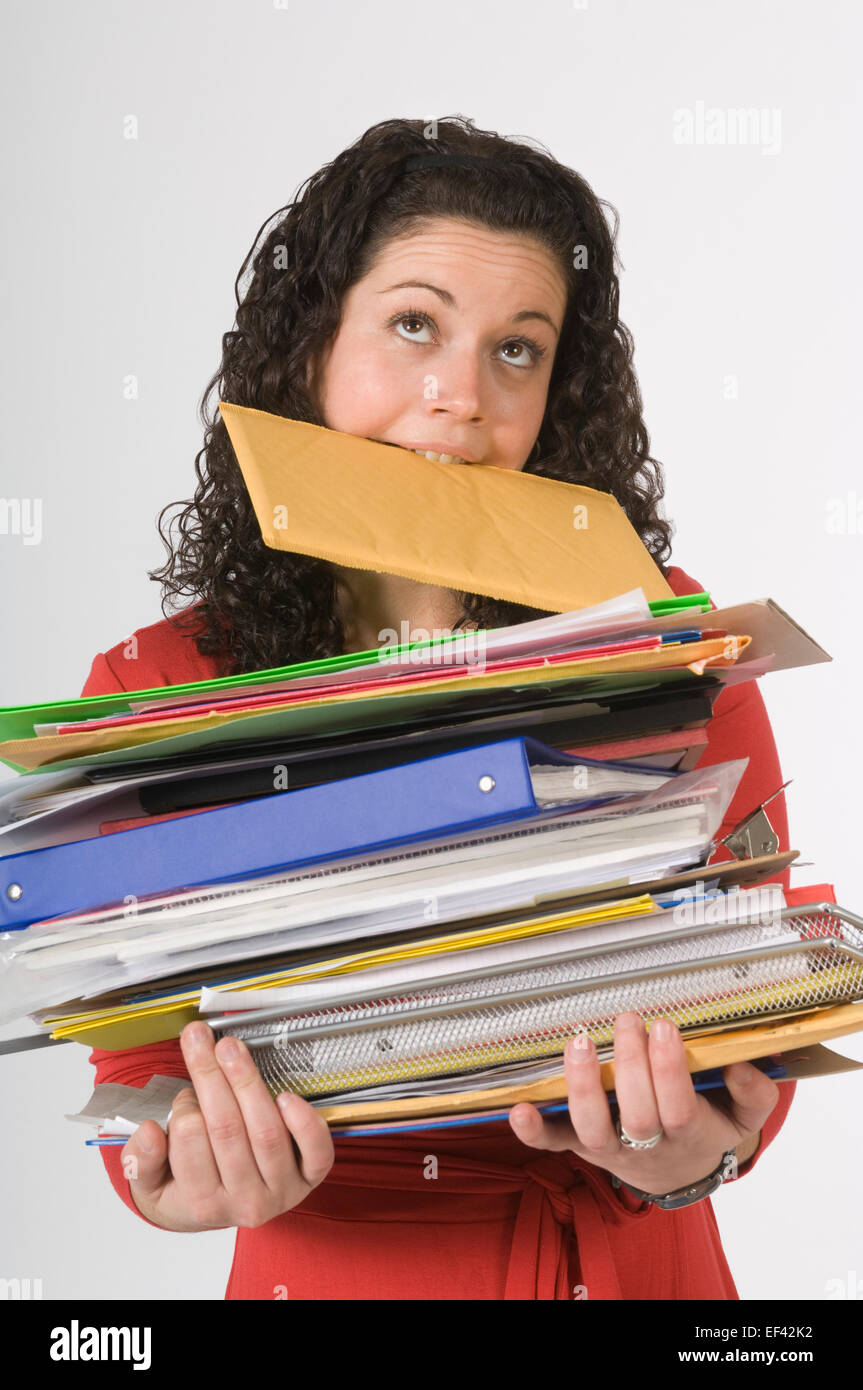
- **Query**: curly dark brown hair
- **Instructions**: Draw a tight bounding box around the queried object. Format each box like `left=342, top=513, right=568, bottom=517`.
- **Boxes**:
left=149, top=115, right=674, bottom=677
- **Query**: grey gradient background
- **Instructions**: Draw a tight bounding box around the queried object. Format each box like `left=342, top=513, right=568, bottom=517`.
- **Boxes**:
left=1, top=0, right=861, bottom=1300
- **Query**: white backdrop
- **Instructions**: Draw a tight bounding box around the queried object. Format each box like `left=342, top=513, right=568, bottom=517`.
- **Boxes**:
left=1, top=0, right=861, bottom=1301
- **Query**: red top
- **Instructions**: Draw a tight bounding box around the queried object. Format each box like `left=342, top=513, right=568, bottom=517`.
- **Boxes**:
left=79, top=567, right=796, bottom=1300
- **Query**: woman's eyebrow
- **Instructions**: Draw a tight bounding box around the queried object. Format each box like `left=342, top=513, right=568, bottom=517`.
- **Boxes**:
left=378, top=280, right=560, bottom=335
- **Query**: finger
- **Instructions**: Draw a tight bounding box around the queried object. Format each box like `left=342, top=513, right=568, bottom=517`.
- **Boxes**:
left=562, top=1033, right=618, bottom=1153
left=508, top=1101, right=579, bottom=1151
left=213, top=1036, right=304, bottom=1190
left=611, top=1012, right=662, bottom=1143
left=180, top=1023, right=261, bottom=1196
left=164, top=1085, right=223, bottom=1200
left=276, top=1092, right=335, bottom=1187
left=120, top=1120, right=169, bottom=1196
left=721, top=1062, right=780, bottom=1133
left=647, top=1017, right=700, bottom=1137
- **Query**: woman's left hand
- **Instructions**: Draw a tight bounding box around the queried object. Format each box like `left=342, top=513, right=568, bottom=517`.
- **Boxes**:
left=508, top=1012, right=780, bottom=1196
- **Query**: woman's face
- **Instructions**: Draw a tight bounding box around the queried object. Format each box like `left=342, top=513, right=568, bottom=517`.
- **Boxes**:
left=310, top=217, right=568, bottom=471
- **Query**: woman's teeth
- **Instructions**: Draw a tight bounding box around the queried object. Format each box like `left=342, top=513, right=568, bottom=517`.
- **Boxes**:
left=412, top=449, right=469, bottom=465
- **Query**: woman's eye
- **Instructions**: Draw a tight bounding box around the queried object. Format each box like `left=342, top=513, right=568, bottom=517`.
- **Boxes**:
left=394, top=314, right=433, bottom=342
left=388, top=310, right=545, bottom=368
left=499, top=340, right=534, bottom=368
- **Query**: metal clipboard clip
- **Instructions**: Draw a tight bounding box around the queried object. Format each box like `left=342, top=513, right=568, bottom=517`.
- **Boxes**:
left=717, top=781, right=792, bottom=861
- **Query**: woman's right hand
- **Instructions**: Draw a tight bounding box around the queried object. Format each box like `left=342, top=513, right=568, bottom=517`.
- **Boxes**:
left=119, top=1022, right=335, bottom=1232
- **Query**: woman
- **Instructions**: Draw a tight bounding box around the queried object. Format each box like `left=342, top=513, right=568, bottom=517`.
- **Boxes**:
left=82, top=116, right=794, bottom=1300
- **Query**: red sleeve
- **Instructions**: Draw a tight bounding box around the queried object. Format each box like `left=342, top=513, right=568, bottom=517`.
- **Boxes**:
left=666, top=566, right=796, bottom=1176
left=700, top=679, right=792, bottom=893
left=80, top=650, right=128, bottom=698
left=88, top=1040, right=192, bottom=1227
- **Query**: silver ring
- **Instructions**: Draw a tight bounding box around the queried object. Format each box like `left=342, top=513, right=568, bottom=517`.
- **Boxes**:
left=616, top=1118, right=663, bottom=1150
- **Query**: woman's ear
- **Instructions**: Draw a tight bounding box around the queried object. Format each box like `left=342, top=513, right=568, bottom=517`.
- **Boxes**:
left=304, top=344, right=329, bottom=410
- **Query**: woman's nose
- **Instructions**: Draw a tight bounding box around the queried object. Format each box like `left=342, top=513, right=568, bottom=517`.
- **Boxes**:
left=426, top=351, right=484, bottom=419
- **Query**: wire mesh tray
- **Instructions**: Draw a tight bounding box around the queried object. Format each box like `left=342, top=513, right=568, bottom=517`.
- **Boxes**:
left=212, top=903, right=863, bottom=1099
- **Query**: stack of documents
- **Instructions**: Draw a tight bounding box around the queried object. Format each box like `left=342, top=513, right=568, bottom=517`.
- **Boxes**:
left=3, top=577, right=862, bottom=1141
left=2, top=406, right=861, bottom=1137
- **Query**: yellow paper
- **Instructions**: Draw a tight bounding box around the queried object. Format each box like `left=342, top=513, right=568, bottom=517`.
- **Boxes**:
left=47, top=895, right=656, bottom=1049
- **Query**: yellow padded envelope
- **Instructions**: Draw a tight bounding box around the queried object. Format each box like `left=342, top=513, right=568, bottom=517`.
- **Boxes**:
left=218, top=402, right=675, bottom=611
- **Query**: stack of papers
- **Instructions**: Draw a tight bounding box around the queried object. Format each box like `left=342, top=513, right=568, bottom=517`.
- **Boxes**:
left=4, top=577, right=862, bottom=1141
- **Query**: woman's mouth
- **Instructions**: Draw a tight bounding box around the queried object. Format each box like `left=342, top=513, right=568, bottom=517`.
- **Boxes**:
left=410, top=448, right=471, bottom=465
left=368, top=437, right=477, bottom=465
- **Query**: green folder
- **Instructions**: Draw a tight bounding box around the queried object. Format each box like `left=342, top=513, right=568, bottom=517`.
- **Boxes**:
left=0, top=594, right=710, bottom=754
left=0, top=630, right=469, bottom=745
left=1, top=666, right=710, bottom=776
